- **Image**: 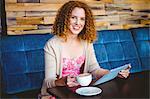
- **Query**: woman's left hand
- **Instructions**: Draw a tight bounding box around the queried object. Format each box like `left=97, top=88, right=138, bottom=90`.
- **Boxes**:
left=118, top=64, right=131, bottom=78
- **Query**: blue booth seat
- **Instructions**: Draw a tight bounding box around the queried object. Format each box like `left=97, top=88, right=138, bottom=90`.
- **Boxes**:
left=94, top=30, right=142, bottom=73
left=131, top=27, right=150, bottom=71
left=1, top=34, right=53, bottom=94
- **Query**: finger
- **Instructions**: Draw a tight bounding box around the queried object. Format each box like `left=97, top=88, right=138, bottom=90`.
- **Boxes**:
left=67, top=76, right=76, bottom=82
left=118, top=73, right=127, bottom=78
left=126, top=64, right=131, bottom=70
left=67, top=75, right=75, bottom=79
left=67, top=76, right=73, bottom=82
left=120, top=69, right=130, bottom=74
left=119, top=71, right=130, bottom=78
left=47, top=82, right=51, bottom=88
left=71, top=82, right=79, bottom=86
left=68, top=84, right=75, bottom=87
left=67, top=82, right=79, bottom=87
left=68, top=75, right=76, bottom=78
left=67, top=82, right=75, bottom=87
left=119, top=72, right=129, bottom=78
left=67, top=79, right=79, bottom=84
left=67, top=77, right=73, bottom=82
left=118, top=74, right=124, bottom=78
left=119, top=71, right=128, bottom=76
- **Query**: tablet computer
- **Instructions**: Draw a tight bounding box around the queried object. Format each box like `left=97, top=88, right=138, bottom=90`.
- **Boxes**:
left=93, top=64, right=130, bottom=86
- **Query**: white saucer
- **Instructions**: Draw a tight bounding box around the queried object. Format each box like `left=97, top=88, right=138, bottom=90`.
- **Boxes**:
left=76, top=87, right=102, bottom=96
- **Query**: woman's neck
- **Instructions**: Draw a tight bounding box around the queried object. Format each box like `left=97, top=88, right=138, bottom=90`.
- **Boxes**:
left=67, top=34, right=78, bottom=42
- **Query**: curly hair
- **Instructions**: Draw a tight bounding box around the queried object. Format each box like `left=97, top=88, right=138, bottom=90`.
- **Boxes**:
left=52, top=0, right=96, bottom=43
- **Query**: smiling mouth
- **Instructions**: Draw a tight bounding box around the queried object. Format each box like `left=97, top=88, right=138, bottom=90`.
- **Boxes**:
left=73, top=26, right=80, bottom=30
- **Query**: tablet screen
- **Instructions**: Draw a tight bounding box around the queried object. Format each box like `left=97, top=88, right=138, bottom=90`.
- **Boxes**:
left=93, top=64, right=130, bottom=86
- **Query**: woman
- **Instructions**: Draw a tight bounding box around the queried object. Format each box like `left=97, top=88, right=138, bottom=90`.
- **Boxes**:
left=41, top=0, right=131, bottom=95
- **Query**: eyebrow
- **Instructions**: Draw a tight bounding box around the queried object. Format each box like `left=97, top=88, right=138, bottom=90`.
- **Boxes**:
left=71, top=15, right=85, bottom=18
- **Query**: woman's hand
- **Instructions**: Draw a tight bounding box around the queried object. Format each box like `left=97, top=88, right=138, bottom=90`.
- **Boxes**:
left=118, top=64, right=131, bottom=78
left=55, top=75, right=79, bottom=87
left=55, top=77, right=67, bottom=87
left=67, top=75, right=79, bottom=87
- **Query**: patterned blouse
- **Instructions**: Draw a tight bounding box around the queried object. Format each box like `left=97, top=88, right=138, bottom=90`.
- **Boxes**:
left=62, top=55, right=85, bottom=77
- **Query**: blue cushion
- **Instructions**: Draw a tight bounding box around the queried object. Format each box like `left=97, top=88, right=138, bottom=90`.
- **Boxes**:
left=94, top=30, right=142, bottom=73
left=131, top=27, right=150, bottom=71
left=4, top=73, right=30, bottom=93
left=27, top=72, right=44, bottom=89
left=1, top=34, right=53, bottom=94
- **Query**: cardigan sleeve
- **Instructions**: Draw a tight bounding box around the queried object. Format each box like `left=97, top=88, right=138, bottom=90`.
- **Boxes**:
left=87, top=43, right=100, bottom=73
left=44, top=40, right=57, bottom=88
left=87, top=43, right=109, bottom=79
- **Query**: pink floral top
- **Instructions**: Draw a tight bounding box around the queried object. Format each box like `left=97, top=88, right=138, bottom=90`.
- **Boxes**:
left=62, top=55, right=85, bottom=77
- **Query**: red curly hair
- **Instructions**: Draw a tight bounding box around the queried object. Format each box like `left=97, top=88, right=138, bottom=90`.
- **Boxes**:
left=52, top=1, right=96, bottom=43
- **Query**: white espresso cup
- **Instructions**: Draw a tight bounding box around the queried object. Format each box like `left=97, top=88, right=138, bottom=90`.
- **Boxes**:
left=76, top=73, right=92, bottom=86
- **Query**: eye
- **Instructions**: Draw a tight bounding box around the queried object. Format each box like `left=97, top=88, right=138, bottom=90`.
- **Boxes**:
left=81, top=18, right=85, bottom=21
left=71, top=16, right=76, bottom=19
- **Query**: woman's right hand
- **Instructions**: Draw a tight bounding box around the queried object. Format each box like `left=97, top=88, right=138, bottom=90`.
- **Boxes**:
left=55, top=75, right=79, bottom=87
left=67, top=75, right=79, bottom=87
left=55, top=77, right=67, bottom=87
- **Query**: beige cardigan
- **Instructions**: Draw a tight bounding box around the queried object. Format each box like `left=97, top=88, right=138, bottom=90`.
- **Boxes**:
left=41, top=36, right=100, bottom=95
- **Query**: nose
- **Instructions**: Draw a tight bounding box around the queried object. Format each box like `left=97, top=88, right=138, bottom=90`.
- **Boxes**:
left=75, top=18, right=80, bottom=25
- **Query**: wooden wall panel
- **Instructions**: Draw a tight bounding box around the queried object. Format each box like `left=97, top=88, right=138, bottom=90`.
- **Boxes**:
left=6, top=3, right=63, bottom=11
left=5, top=0, right=149, bottom=35
left=17, top=0, right=40, bottom=3
left=40, top=0, right=69, bottom=3
left=8, top=25, right=37, bottom=31
left=6, top=11, right=25, bottom=17
left=5, top=0, right=17, bottom=3
left=7, top=18, right=17, bottom=25
left=25, top=11, right=56, bottom=17
left=16, top=17, right=43, bottom=25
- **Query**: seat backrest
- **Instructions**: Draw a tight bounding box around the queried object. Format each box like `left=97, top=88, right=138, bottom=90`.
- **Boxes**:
left=94, top=29, right=142, bottom=73
left=1, top=34, right=53, bottom=94
left=131, top=27, right=150, bottom=71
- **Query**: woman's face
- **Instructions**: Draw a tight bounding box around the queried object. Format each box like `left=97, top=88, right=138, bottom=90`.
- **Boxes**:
left=69, top=7, right=85, bottom=35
